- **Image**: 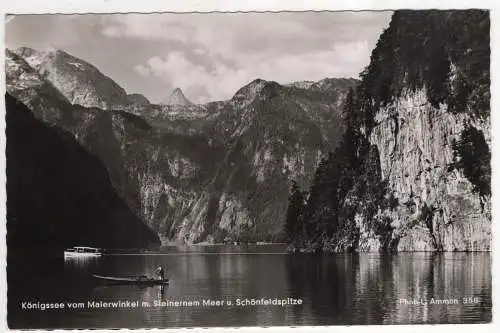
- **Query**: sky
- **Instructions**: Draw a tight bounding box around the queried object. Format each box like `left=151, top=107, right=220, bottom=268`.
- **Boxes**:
left=5, top=12, right=393, bottom=104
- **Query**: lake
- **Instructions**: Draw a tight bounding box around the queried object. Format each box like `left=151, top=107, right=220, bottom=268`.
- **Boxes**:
left=7, top=245, right=492, bottom=328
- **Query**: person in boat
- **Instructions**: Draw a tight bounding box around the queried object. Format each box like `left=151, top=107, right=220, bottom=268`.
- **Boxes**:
left=154, top=265, right=165, bottom=280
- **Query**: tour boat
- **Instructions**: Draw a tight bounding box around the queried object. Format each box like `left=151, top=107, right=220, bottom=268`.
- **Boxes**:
left=64, top=246, right=103, bottom=258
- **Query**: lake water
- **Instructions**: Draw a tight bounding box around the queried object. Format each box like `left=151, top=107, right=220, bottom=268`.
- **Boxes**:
left=7, top=245, right=492, bottom=328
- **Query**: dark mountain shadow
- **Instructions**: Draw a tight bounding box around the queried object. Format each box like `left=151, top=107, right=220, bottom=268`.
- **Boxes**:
left=6, top=93, right=160, bottom=253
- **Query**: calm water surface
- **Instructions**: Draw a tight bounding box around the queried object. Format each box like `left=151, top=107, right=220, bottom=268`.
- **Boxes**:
left=7, top=245, right=492, bottom=328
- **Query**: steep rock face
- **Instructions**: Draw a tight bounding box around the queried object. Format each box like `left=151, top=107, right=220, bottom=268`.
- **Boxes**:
left=368, top=89, right=490, bottom=251
left=5, top=49, right=69, bottom=106
left=357, top=10, right=491, bottom=252
left=6, top=48, right=357, bottom=244
left=288, top=10, right=490, bottom=252
left=11, top=47, right=132, bottom=109
left=6, top=93, right=160, bottom=250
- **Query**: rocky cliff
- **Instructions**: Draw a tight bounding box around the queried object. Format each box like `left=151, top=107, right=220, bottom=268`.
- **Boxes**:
left=367, top=89, right=490, bottom=251
left=287, top=10, right=490, bottom=252
left=6, top=48, right=357, bottom=244
left=11, top=47, right=145, bottom=109
left=6, top=93, right=160, bottom=250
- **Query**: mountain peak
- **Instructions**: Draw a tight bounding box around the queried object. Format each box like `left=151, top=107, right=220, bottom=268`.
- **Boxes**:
left=12, top=46, right=68, bottom=60
left=163, top=87, right=193, bottom=106
left=11, top=47, right=41, bottom=61
left=231, top=78, right=282, bottom=105
left=10, top=46, right=130, bottom=109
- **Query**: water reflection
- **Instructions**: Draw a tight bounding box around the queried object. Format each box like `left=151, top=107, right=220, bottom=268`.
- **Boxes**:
left=285, top=254, right=360, bottom=324
left=64, top=256, right=101, bottom=272
left=384, top=253, right=492, bottom=324
left=284, top=252, right=491, bottom=325
left=7, top=248, right=492, bottom=329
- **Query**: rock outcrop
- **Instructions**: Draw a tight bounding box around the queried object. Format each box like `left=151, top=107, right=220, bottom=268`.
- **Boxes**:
left=368, top=89, right=490, bottom=251
left=287, top=10, right=491, bottom=252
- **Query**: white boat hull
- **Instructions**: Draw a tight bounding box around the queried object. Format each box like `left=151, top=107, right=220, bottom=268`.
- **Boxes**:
left=64, top=252, right=102, bottom=257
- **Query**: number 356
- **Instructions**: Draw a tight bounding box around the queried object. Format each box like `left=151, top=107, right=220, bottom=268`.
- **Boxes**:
left=463, top=297, right=479, bottom=304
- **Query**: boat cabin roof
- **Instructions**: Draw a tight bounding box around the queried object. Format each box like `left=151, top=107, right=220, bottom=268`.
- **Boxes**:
left=73, top=246, right=102, bottom=250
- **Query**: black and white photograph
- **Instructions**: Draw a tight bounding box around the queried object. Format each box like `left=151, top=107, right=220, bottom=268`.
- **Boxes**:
left=3, top=4, right=493, bottom=330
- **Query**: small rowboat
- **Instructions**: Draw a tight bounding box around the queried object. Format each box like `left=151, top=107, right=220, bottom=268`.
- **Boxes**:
left=92, top=274, right=169, bottom=286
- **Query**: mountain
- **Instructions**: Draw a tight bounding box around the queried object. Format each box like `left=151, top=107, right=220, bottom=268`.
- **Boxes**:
left=170, top=78, right=354, bottom=242
left=6, top=93, right=160, bottom=251
left=6, top=47, right=358, bottom=244
left=10, top=47, right=139, bottom=109
left=286, top=78, right=358, bottom=98
left=162, top=87, right=194, bottom=106
left=127, top=93, right=150, bottom=105
left=286, top=81, right=315, bottom=89
left=286, top=10, right=491, bottom=252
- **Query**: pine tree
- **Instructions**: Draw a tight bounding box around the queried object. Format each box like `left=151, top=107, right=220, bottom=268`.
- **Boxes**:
left=452, top=125, right=490, bottom=198
left=285, top=181, right=306, bottom=242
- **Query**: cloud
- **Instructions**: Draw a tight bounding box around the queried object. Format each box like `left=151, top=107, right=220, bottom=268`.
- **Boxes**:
left=142, top=51, right=248, bottom=102
left=193, top=48, right=207, bottom=55
left=7, top=12, right=393, bottom=103
left=100, top=12, right=391, bottom=58
left=100, top=14, right=193, bottom=43
left=101, top=12, right=392, bottom=102
left=133, top=64, right=151, bottom=77
left=138, top=43, right=370, bottom=103
left=101, top=26, right=122, bottom=38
